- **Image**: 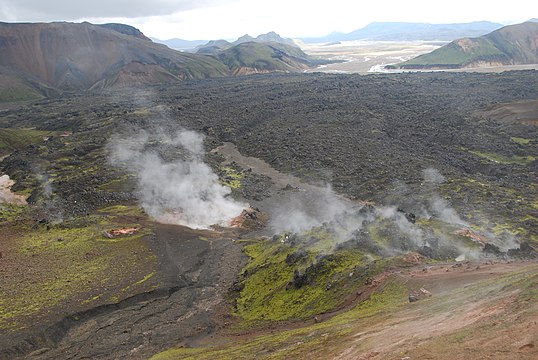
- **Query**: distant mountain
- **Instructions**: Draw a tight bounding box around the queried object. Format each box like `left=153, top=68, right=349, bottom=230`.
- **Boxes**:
left=0, top=23, right=321, bottom=100
left=97, top=23, right=151, bottom=41
left=218, top=42, right=315, bottom=75
left=195, top=40, right=233, bottom=55
left=192, top=32, right=316, bottom=75
left=393, top=22, right=538, bottom=69
left=195, top=31, right=296, bottom=53
left=151, top=38, right=208, bottom=51
left=0, top=22, right=229, bottom=94
left=302, top=21, right=504, bottom=43
left=236, top=31, right=296, bottom=46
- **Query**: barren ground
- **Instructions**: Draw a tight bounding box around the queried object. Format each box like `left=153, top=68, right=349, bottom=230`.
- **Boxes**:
left=0, top=71, right=536, bottom=359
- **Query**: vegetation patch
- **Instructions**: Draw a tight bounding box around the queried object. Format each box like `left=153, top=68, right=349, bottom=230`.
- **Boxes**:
left=233, top=231, right=380, bottom=325
left=151, top=276, right=408, bottom=360
left=0, top=203, right=27, bottom=222
left=0, top=220, right=157, bottom=331
left=0, top=128, right=54, bottom=156
left=219, top=166, right=244, bottom=189
left=0, top=75, right=44, bottom=103
left=467, top=149, right=535, bottom=165
left=510, top=137, right=531, bottom=145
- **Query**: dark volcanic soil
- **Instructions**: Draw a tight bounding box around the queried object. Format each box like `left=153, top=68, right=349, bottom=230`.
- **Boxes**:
left=2, top=223, right=244, bottom=360
left=0, top=71, right=537, bottom=359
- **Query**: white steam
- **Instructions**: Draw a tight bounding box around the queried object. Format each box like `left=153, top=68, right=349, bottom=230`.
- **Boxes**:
left=268, top=185, right=349, bottom=234
left=267, top=167, right=492, bottom=258
left=109, top=128, right=246, bottom=229
left=422, top=168, right=468, bottom=226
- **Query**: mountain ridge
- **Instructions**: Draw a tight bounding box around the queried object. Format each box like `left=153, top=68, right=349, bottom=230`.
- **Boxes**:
left=0, top=21, right=229, bottom=93
left=0, top=23, right=313, bottom=99
left=393, top=21, right=538, bottom=69
left=301, top=21, right=504, bottom=43
left=194, top=31, right=297, bottom=54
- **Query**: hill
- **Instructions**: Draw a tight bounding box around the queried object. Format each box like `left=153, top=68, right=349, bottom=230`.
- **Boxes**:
left=301, top=21, right=503, bottom=43
left=0, top=23, right=320, bottom=97
left=0, top=22, right=229, bottom=92
left=218, top=41, right=315, bottom=75
left=195, top=31, right=296, bottom=53
left=394, top=22, right=538, bottom=69
left=151, top=38, right=207, bottom=51
left=193, top=32, right=316, bottom=74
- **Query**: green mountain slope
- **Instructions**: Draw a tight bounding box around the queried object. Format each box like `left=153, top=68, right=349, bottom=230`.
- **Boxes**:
left=218, top=42, right=313, bottom=74
left=394, top=22, right=538, bottom=69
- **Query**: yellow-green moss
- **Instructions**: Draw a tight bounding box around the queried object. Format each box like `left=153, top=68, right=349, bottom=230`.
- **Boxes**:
left=150, top=276, right=408, bottom=360
left=510, top=137, right=531, bottom=145
left=0, top=204, right=27, bottom=222
left=98, top=204, right=146, bottom=217
left=234, top=236, right=373, bottom=325
left=0, top=221, right=157, bottom=331
left=219, top=167, right=243, bottom=189
left=468, top=150, right=535, bottom=165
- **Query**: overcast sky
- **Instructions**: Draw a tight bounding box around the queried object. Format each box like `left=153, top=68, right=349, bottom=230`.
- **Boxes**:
left=0, top=0, right=534, bottom=40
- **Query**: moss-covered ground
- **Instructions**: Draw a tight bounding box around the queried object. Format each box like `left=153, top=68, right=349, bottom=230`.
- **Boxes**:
left=151, top=262, right=538, bottom=360
left=151, top=275, right=408, bottom=360
left=234, top=236, right=376, bottom=324
left=0, top=204, right=158, bottom=332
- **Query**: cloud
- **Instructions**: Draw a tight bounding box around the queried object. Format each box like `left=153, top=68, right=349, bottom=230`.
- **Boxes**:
left=0, top=0, right=230, bottom=21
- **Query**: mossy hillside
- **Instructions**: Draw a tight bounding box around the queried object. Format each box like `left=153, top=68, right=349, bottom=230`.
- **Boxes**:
left=0, top=75, right=44, bottom=103
left=0, top=203, right=27, bottom=222
left=151, top=264, right=538, bottom=360
left=151, top=276, right=408, bottom=360
left=234, top=231, right=381, bottom=324
left=0, top=217, right=157, bottom=331
left=396, top=38, right=506, bottom=68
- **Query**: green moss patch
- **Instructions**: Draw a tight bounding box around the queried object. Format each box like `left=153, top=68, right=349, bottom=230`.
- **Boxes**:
left=233, top=232, right=379, bottom=325
left=0, top=220, right=157, bottom=331
left=219, top=166, right=244, bottom=189
left=467, top=149, right=535, bottom=165
left=151, top=276, right=408, bottom=360
left=510, top=137, right=531, bottom=145
left=0, top=204, right=27, bottom=222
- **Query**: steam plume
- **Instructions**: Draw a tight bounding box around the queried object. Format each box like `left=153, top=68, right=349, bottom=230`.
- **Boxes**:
left=109, top=128, right=246, bottom=229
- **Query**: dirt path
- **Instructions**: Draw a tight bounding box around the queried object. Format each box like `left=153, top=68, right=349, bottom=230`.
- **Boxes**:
left=213, top=142, right=324, bottom=193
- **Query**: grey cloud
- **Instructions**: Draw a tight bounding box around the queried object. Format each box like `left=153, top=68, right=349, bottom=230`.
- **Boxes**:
left=0, top=0, right=229, bottom=21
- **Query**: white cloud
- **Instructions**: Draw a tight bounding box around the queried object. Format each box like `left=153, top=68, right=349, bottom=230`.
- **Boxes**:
left=1, top=0, right=532, bottom=40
